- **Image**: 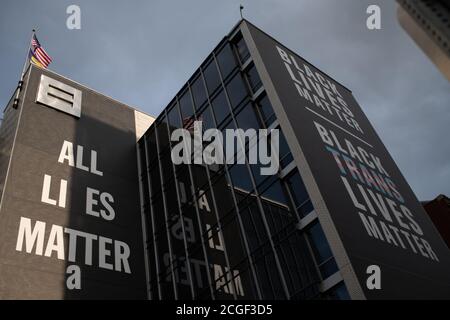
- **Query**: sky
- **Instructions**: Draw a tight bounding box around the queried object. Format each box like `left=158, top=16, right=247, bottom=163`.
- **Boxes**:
left=0, top=0, right=449, bottom=201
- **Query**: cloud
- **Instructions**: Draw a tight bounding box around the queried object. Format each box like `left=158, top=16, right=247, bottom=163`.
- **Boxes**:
left=0, top=0, right=448, bottom=200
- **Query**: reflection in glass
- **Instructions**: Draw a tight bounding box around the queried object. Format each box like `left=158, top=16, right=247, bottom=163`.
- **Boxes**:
left=191, top=75, right=207, bottom=109
left=203, top=59, right=221, bottom=94
left=235, top=103, right=260, bottom=131
left=211, top=90, right=230, bottom=125
left=246, top=64, right=262, bottom=93
left=277, top=129, right=293, bottom=168
left=199, top=106, right=214, bottom=131
left=226, top=73, right=247, bottom=109
left=216, top=44, right=236, bottom=80
left=228, top=163, right=254, bottom=194
left=306, top=221, right=338, bottom=279
left=285, top=170, right=311, bottom=216
left=179, top=90, right=194, bottom=119
left=167, top=103, right=181, bottom=129
left=256, top=95, right=276, bottom=126
left=235, top=36, right=250, bottom=63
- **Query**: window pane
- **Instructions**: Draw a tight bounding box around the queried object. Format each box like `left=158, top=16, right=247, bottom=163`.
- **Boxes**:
left=203, top=59, right=221, bottom=95
left=191, top=75, right=207, bottom=109
left=216, top=44, right=236, bottom=79
left=257, top=95, right=276, bottom=126
left=246, top=64, right=262, bottom=93
left=157, top=116, right=169, bottom=152
left=228, top=163, right=253, bottom=193
left=235, top=103, right=260, bottom=131
left=286, top=170, right=310, bottom=210
left=324, top=282, right=350, bottom=300
left=261, top=180, right=290, bottom=207
left=298, top=199, right=314, bottom=217
left=220, top=119, right=236, bottom=160
left=277, top=129, right=293, bottom=168
left=226, top=73, right=248, bottom=109
left=248, top=142, right=276, bottom=189
left=260, top=181, right=295, bottom=235
left=306, top=221, right=338, bottom=278
left=211, top=90, right=230, bottom=125
left=167, top=103, right=181, bottom=129
left=146, top=127, right=158, bottom=163
left=160, top=150, right=174, bottom=185
left=319, top=258, right=339, bottom=279
left=235, top=36, right=250, bottom=63
left=178, top=90, right=194, bottom=119
left=149, top=163, right=161, bottom=197
left=199, top=106, right=214, bottom=131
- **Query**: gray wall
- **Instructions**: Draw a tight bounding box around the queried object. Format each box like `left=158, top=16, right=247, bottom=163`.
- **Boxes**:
left=0, top=65, right=147, bottom=299
left=243, top=20, right=450, bottom=299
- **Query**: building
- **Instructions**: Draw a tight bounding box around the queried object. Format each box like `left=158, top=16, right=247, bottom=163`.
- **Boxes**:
left=0, top=64, right=154, bottom=298
left=1, top=19, right=450, bottom=300
left=137, top=20, right=450, bottom=300
left=397, top=0, right=450, bottom=81
left=423, top=195, right=450, bottom=248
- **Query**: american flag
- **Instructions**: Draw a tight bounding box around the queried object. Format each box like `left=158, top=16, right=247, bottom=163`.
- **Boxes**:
left=29, top=34, right=52, bottom=68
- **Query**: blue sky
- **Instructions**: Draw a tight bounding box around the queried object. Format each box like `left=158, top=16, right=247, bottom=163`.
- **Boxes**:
left=1, top=0, right=449, bottom=200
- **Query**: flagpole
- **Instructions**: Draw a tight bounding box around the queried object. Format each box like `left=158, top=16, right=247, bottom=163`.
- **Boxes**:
left=12, top=28, right=36, bottom=109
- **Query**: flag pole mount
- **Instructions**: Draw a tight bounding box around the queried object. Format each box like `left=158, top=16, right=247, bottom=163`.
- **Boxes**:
left=12, top=29, right=35, bottom=109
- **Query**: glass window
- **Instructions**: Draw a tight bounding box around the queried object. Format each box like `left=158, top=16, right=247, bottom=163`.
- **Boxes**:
left=149, top=162, right=161, bottom=197
left=191, top=75, right=207, bottom=109
left=220, top=119, right=236, bottom=162
left=260, top=181, right=295, bottom=235
left=250, top=162, right=276, bottom=190
left=254, top=249, right=286, bottom=299
left=160, top=150, right=174, bottom=185
left=226, top=73, right=248, bottom=110
left=216, top=44, right=236, bottom=79
left=240, top=198, right=266, bottom=251
left=178, top=90, right=194, bottom=119
left=211, top=174, right=234, bottom=216
left=235, top=36, right=250, bottom=63
left=247, top=139, right=276, bottom=189
left=228, top=163, right=254, bottom=194
left=323, top=282, right=350, bottom=300
left=146, top=128, right=158, bottom=163
left=157, top=117, right=169, bottom=152
left=298, top=200, right=314, bottom=218
left=257, top=95, right=276, bottom=126
left=235, top=103, right=260, bottom=131
left=277, top=129, right=293, bottom=168
left=165, top=181, right=179, bottom=217
left=306, top=221, right=338, bottom=279
left=261, top=180, right=290, bottom=207
left=211, top=90, right=230, bottom=125
left=167, top=103, right=181, bottom=129
left=199, top=106, right=214, bottom=131
left=278, top=231, right=320, bottom=299
left=246, top=64, right=262, bottom=93
left=203, top=59, right=221, bottom=95
left=285, top=170, right=310, bottom=213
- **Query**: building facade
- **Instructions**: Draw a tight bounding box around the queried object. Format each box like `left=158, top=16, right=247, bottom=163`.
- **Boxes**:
left=1, top=19, right=449, bottom=300
left=137, top=20, right=450, bottom=300
left=397, top=0, right=450, bottom=81
left=0, top=64, right=153, bottom=298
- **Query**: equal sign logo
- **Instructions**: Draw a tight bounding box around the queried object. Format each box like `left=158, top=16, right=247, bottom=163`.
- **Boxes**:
left=36, top=74, right=82, bottom=118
